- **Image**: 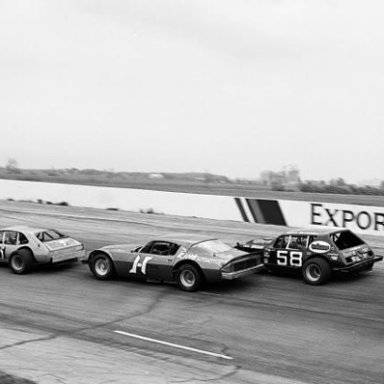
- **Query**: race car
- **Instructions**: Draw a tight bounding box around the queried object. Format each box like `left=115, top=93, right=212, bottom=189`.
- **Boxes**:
left=236, top=228, right=383, bottom=285
left=83, top=237, right=264, bottom=291
left=0, top=225, right=85, bottom=274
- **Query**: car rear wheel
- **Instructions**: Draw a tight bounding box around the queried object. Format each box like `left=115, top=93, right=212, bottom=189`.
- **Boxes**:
left=89, top=254, right=115, bottom=280
left=176, top=264, right=202, bottom=292
left=9, top=250, right=33, bottom=275
left=302, top=257, right=331, bottom=285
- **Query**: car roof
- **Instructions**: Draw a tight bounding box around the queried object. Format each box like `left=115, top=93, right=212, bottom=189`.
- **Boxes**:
left=2, top=225, right=50, bottom=233
left=283, top=227, right=349, bottom=236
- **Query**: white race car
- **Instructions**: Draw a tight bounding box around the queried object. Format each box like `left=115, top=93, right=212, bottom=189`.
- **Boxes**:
left=0, top=225, right=85, bottom=274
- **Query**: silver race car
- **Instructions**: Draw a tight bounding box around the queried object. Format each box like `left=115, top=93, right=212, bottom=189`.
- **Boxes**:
left=84, top=236, right=264, bottom=291
left=0, top=226, right=85, bottom=274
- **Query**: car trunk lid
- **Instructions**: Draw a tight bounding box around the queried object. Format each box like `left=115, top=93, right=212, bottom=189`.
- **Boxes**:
left=44, top=238, right=84, bottom=263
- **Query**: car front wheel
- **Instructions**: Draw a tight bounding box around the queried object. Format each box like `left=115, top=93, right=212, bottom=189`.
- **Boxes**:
left=176, top=264, right=202, bottom=292
left=302, top=257, right=331, bottom=285
left=89, top=254, right=115, bottom=280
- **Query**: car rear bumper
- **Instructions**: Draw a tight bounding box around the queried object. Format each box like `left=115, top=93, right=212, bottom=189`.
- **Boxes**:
left=333, top=255, right=383, bottom=272
left=79, top=251, right=92, bottom=264
left=51, top=248, right=85, bottom=263
left=221, top=264, right=265, bottom=280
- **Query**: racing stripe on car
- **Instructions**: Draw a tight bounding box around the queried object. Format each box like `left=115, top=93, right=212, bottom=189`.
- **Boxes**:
left=234, top=197, right=250, bottom=222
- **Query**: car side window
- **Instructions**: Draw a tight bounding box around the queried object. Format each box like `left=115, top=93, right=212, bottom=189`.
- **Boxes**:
left=141, top=241, right=180, bottom=256
left=18, top=232, right=28, bottom=245
left=140, top=242, right=153, bottom=254
left=288, top=235, right=309, bottom=250
left=168, top=243, right=180, bottom=256
left=274, top=236, right=289, bottom=249
left=0, top=231, right=4, bottom=244
left=151, top=242, right=179, bottom=256
left=300, top=236, right=310, bottom=249
left=4, top=231, right=18, bottom=245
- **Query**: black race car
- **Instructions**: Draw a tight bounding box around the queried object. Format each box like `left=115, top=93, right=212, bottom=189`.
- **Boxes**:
left=236, top=228, right=383, bottom=285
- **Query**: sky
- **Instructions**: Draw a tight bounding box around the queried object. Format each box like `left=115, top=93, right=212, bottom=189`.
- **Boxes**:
left=0, top=0, right=383, bottom=183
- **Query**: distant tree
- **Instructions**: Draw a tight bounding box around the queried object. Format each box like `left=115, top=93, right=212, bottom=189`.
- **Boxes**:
left=5, top=158, right=21, bottom=174
left=46, top=168, right=58, bottom=176
left=204, top=173, right=214, bottom=184
left=330, top=177, right=346, bottom=187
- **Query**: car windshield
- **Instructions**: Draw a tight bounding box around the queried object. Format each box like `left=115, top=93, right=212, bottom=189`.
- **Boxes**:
left=190, top=240, right=232, bottom=253
left=36, top=230, right=67, bottom=242
left=330, top=230, right=364, bottom=250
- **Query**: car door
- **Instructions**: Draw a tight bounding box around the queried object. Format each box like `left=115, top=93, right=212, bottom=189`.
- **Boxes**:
left=111, top=245, right=146, bottom=277
left=1, top=231, right=21, bottom=261
left=267, top=235, right=309, bottom=269
left=136, top=241, right=179, bottom=281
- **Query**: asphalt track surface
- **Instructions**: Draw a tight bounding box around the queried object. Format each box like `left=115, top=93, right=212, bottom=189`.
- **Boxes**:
left=0, top=201, right=383, bottom=384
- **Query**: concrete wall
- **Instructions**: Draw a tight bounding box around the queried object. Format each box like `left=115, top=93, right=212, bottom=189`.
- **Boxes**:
left=235, top=197, right=384, bottom=236
left=0, top=179, right=383, bottom=236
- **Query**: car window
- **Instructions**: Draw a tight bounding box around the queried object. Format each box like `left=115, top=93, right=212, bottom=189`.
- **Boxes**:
left=288, top=235, right=309, bottom=250
left=36, top=230, right=66, bottom=242
left=150, top=241, right=179, bottom=256
left=18, top=232, right=28, bottom=245
left=4, top=231, right=18, bottom=245
left=190, top=240, right=232, bottom=254
left=168, top=243, right=180, bottom=256
left=330, top=231, right=364, bottom=250
left=150, top=242, right=170, bottom=255
left=140, top=242, right=153, bottom=254
left=274, top=236, right=289, bottom=249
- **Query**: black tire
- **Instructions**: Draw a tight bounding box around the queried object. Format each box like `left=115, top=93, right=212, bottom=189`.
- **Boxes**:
left=9, top=249, right=34, bottom=275
left=176, top=264, right=202, bottom=292
left=302, top=257, right=331, bottom=285
left=89, top=253, right=115, bottom=280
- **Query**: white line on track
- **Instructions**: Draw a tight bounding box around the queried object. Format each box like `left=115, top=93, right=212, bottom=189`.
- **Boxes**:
left=113, top=330, right=233, bottom=360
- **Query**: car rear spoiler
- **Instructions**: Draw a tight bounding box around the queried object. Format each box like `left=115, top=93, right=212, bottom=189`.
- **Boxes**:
left=235, top=237, right=274, bottom=251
